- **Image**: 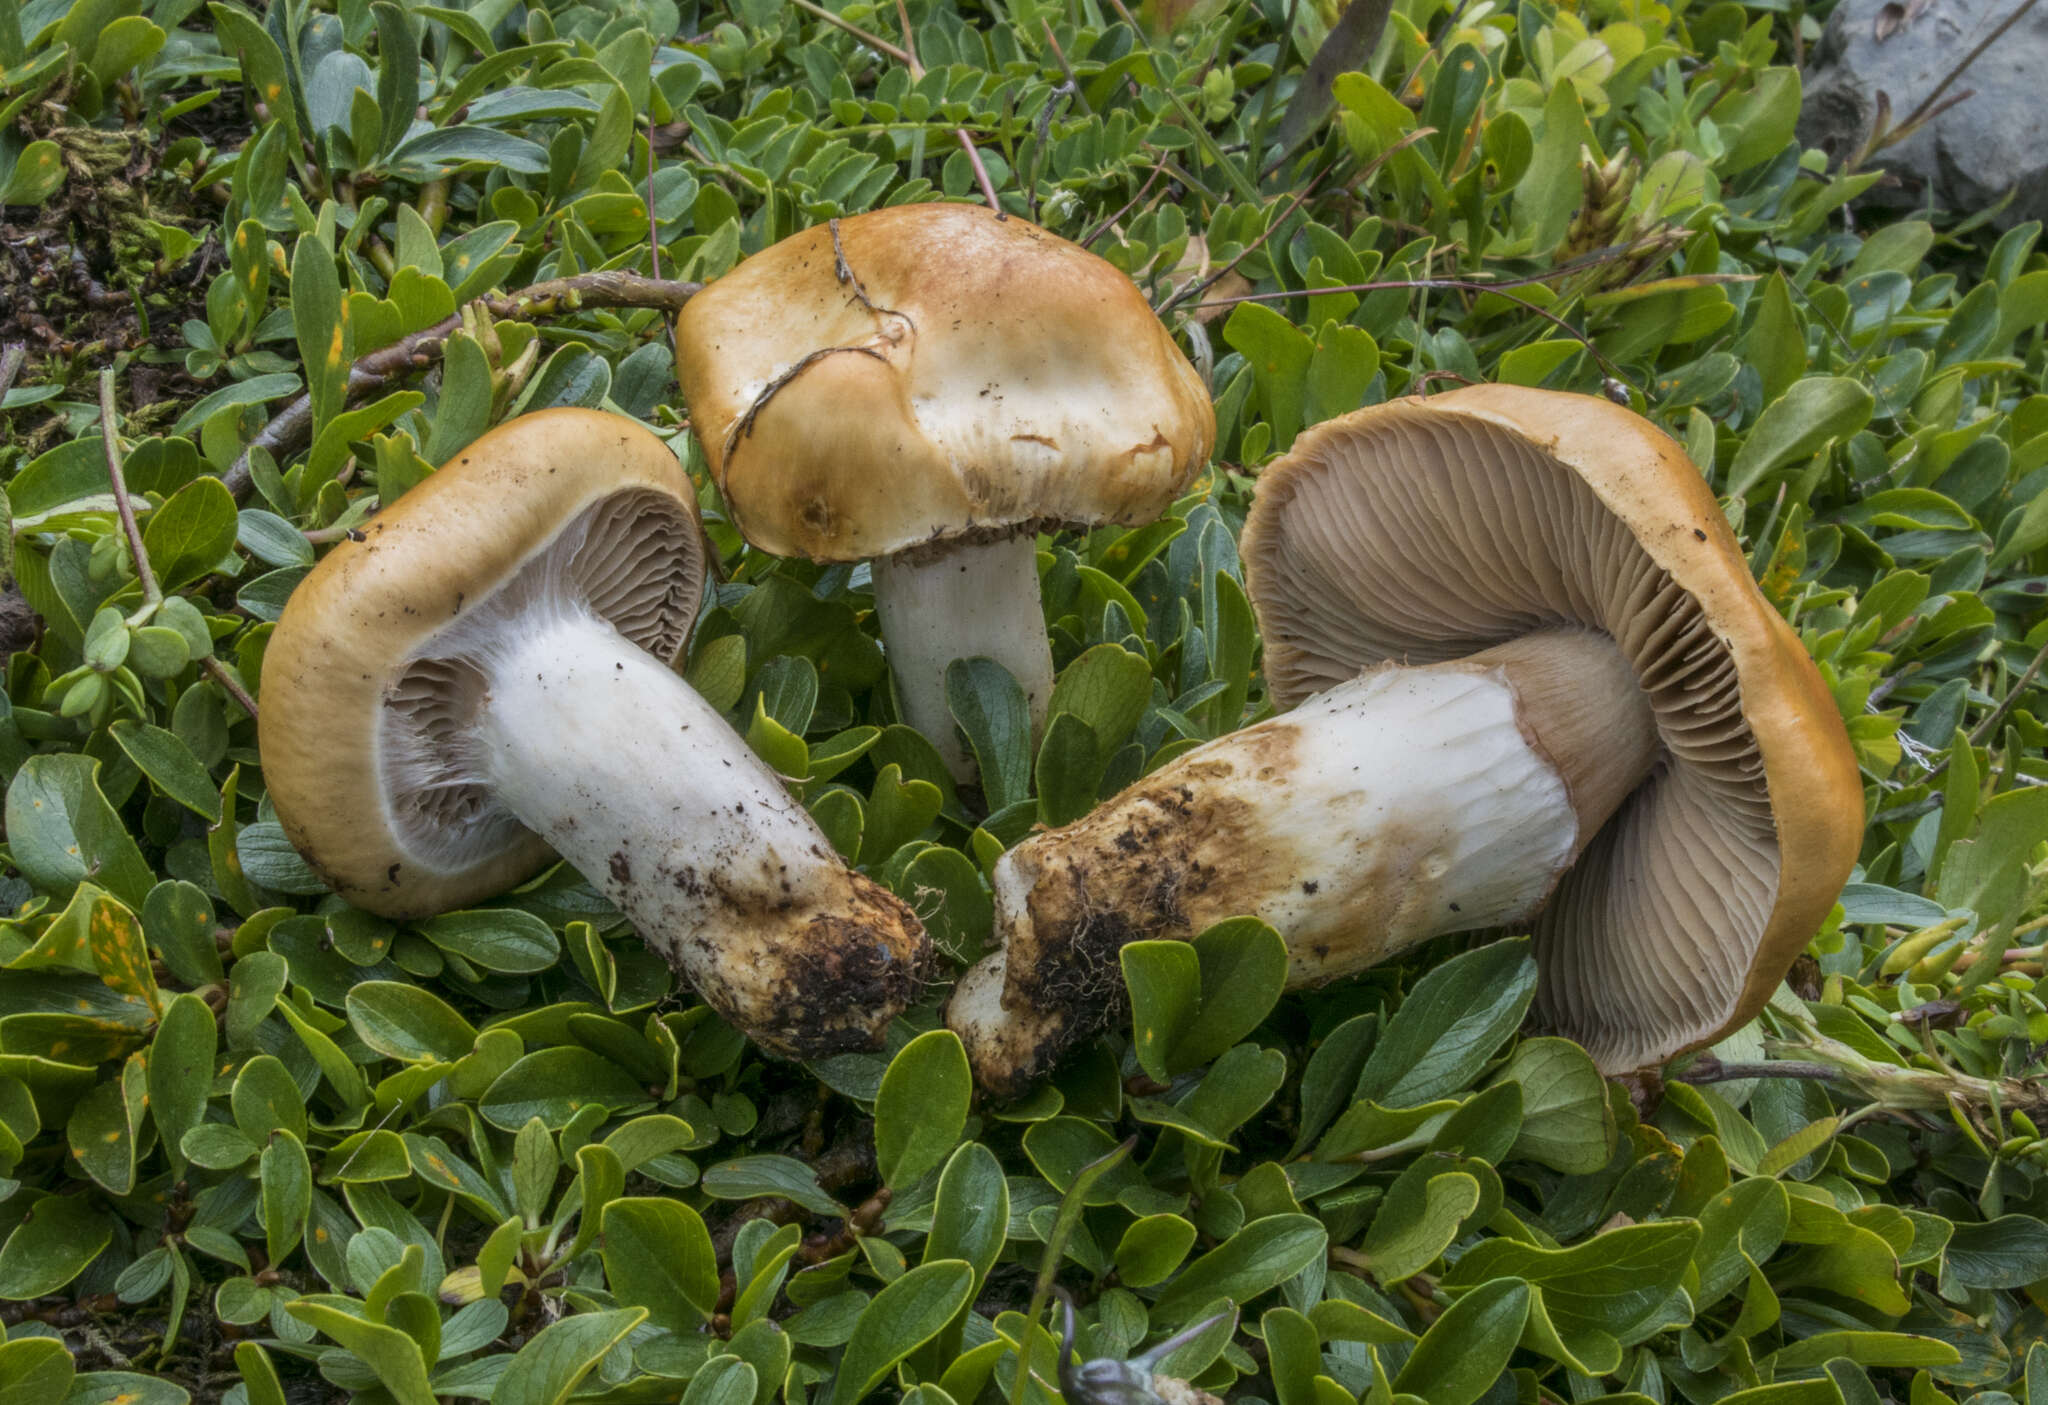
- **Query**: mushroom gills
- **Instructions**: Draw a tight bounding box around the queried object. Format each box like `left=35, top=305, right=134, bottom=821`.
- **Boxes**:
left=871, top=529, right=1055, bottom=782
left=421, top=596, right=926, bottom=1059
left=948, top=627, right=1660, bottom=1095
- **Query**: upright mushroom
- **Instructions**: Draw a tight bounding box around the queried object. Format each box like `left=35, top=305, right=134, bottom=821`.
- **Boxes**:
left=260, top=409, right=929, bottom=1058
left=675, top=202, right=1215, bottom=782
left=948, top=386, right=1863, bottom=1094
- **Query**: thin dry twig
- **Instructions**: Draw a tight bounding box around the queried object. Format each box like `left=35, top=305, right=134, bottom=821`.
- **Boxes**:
left=894, top=0, right=1004, bottom=213
left=789, top=0, right=914, bottom=64
left=102, top=371, right=261, bottom=719
left=100, top=371, right=160, bottom=610
left=1155, top=171, right=1327, bottom=317
left=1080, top=164, right=1163, bottom=247
left=221, top=270, right=703, bottom=499
left=1914, top=633, right=2048, bottom=783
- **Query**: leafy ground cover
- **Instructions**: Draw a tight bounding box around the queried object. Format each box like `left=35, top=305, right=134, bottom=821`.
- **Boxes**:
left=0, top=0, right=2046, bottom=1402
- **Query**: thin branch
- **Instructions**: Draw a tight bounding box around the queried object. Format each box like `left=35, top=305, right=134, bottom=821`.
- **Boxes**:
left=889, top=0, right=1002, bottom=212
left=100, top=371, right=161, bottom=610
left=204, top=658, right=260, bottom=722
left=105, top=369, right=259, bottom=720
left=1673, top=1056, right=1845, bottom=1085
left=221, top=271, right=703, bottom=499
left=1155, top=172, right=1326, bottom=317
left=1080, top=164, right=1164, bottom=247
left=789, top=0, right=914, bottom=63
left=1914, top=633, right=2048, bottom=783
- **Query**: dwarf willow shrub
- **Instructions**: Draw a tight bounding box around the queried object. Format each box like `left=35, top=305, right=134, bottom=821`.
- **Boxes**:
left=0, top=0, right=2044, bottom=1402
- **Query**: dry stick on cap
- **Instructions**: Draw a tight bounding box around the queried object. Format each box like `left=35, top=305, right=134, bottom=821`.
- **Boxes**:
left=260, top=409, right=930, bottom=1058
left=947, top=385, right=1864, bottom=1096
left=675, top=202, right=1215, bottom=785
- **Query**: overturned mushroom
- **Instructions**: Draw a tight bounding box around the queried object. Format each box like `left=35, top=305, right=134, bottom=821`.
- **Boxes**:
left=675, top=202, right=1215, bottom=782
left=260, top=409, right=929, bottom=1058
left=948, top=386, right=1863, bottom=1094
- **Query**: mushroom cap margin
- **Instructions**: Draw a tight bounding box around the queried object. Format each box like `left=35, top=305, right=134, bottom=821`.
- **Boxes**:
left=257, top=408, right=702, bottom=918
left=1240, top=385, right=1865, bottom=1070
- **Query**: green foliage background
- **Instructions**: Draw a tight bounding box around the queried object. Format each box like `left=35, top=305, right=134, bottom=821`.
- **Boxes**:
left=0, top=0, right=2046, bottom=1401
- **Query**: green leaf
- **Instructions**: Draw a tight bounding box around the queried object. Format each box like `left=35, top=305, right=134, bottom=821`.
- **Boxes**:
left=1359, top=1164, right=1482, bottom=1282
left=684, top=1357, right=760, bottom=1405
left=416, top=909, right=560, bottom=973
left=1114, top=1214, right=1198, bottom=1288
left=602, top=1198, right=718, bottom=1331
left=479, top=1047, right=651, bottom=1131
left=109, top=721, right=221, bottom=822
left=945, top=658, right=1032, bottom=812
left=860, top=765, right=944, bottom=867
left=1035, top=713, right=1102, bottom=827
left=345, top=982, right=477, bottom=1062
left=1493, top=1037, right=1614, bottom=1174
left=287, top=1300, right=437, bottom=1405
left=388, top=125, right=549, bottom=177
left=148, top=994, right=216, bottom=1178
left=1047, top=644, right=1151, bottom=752
left=498, top=1308, right=650, bottom=1405
left=1121, top=940, right=1199, bottom=1084
left=1222, top=302, right=1313, bottom=449
left=828, top=1260, right=975, bottom=1405
left=1765, top=1332, right=1961, bottom=1371
left=140, top=475, right=239, bottom=589
left=701, top=1155, right=845, bottom=1217
left=372, top=1, right=419, bottom=162
left=1942, top=1215, right=2048, bottom=1289
left=925, top=1141, right=1009, bottom=1292
left=875, top=1030, right=971, bottom=1189
left=1392, top=1276, right=1529, bottom=1405
left=1443, top=1221, right=1701, bottom=1342
left=1724, top=378, right=1875, bottom=497
left=0, top=1195, right=112, bottom=1299
left=1172, top=916, right=1288, bottom=1070
left=1356, top=939, right=1537, bottom=1107
left=260, top=1130, right=311, bottom=1264
left=290, top=232, right=347, bottom=439
left=0, top=1338, right=74, bottom=1405
left=1150, top=1214, right=1328, bottom=1325
left=5, top=754, right=156, bottom=908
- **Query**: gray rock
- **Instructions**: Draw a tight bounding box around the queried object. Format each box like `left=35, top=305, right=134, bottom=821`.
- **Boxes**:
left=1797, top=0, right=2048, bottom=227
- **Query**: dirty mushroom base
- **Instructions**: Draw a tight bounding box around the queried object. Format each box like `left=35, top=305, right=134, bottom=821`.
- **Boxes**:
left=947, top=628, right=1661, bottom=1096
left=446, top=594, right=933, bottom=1061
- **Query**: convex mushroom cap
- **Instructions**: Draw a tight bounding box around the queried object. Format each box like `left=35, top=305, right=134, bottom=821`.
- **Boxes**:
left=676, top=202, right=1215, bottom=778
left=261, top=408, right=929, bottom=1058
left=946, top=386, right=1863, bottom=1093
left=1241, top=385, right=1865, bottom=1072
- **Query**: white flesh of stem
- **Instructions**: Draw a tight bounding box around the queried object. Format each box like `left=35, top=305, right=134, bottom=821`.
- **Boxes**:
left=871, top=532, right=1053, bottom=784
left=474, top=614, right=875, bottom=1041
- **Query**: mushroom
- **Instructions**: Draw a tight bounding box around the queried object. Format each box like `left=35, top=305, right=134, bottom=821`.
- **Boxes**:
left=947, top=386, right=1863, bottom=1094
left=674, top=202, right=1215, bottom=782
left=259, top=408, right=929, bottom=1058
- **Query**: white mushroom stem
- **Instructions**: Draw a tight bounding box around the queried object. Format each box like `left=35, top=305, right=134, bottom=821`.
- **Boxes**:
left=871, top=532, right=1054, bottom=785
left=473, top=611, right=926, bottom=1058
left=948, top=628, right=1661, bottom=1094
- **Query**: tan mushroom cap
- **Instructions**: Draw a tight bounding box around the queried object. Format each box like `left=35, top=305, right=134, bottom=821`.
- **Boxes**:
left=260, top=409, right=705, bottom=918
left=674, top=202, right=1216, bottom=561
left=1240, top=385, right=1864, bottom=1072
